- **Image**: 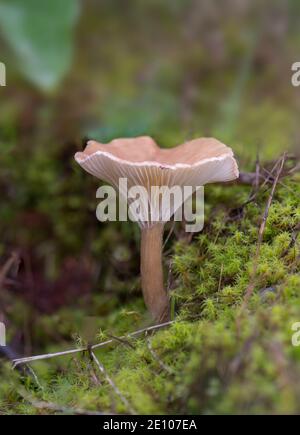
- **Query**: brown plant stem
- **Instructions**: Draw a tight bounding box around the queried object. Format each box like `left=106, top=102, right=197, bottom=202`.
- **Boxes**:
left=140, top=223, right=170, bottom=323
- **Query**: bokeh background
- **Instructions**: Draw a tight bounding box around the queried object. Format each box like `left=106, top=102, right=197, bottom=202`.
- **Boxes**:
left=0, top=0, right=300, bottom=414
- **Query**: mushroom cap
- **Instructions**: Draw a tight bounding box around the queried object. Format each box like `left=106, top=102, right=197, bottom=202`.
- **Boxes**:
left=75, top=136, right=239, bottom=227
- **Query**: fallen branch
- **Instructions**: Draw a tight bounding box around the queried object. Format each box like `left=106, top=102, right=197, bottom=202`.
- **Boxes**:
left=12, top=321, right=174, bottom=367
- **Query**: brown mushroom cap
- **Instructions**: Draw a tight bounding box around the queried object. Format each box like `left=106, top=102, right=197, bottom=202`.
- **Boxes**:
left=75, top=136, right=238, bottom=179
left=75, top=136, right=239, bottom=226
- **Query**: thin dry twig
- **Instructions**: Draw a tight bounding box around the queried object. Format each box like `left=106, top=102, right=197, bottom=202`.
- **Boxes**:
left=163, top=221, right=176, bottom=250
left=0, top=252, right=20, bottom=289
left=166, top=259, right=173, bottom=297
left=281, top=223, right=300, bottom=259
left=229, top=331, right=259, bottom=375
left=239, top=154, right=287, bottom=316
left=261, top=167, right=294, bottom=193
left=12, top=321, right=174, bottom=367
left=25, top=365, right=44, bottom=390
left=18, top=389, right=109, bottom=415
left=217, top=263, right=224, bottom=293
left=237, top=154, right=299, bottom=186
left=83, top=357, right=102, bottom=386
left=107, top=334, right=135, bottom=350
left=238, top=172, right=263, bottom=185
left=0, top=252, right=42, bottom=390
left=267, top=341, right=293, bottom=388
left=228, top=157, right=287, bottom=223
left=288, top=161, right=300, bottom=175
left=90, top=350, right=135, bottom=415
left=255, top=153, right=260, bottom=193
left=145, top=331, right=175, bottom=375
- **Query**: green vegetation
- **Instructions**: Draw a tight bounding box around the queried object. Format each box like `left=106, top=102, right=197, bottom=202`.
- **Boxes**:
left=0, top=0, right=300, bottom=415
left=1, top=168, right=299, bottom=415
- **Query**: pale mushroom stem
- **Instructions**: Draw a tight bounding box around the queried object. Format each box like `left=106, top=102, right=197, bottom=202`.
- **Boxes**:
left=140, top=223, right=170, bottom=323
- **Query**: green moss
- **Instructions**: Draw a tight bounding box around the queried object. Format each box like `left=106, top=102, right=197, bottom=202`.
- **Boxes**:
left=1, top=172, right=299, bottom=415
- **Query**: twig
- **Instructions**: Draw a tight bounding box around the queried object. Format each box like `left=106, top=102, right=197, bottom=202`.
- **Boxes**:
left=107, top=334, right=135, bottom=350
left=238, top=172, right=263, bottom=185
left=288, top=162, right=300, bottom=175
left=229, top=331, right=259, bottom=375
left=239, top=154, right=287, bottom=314
left=90, top=350, right=135, bottom=415
left=229, top=158, right=287, bottom=222
left=166, top=260, right=173, bottom=295
left=25, top=365, right=44, bottom=390
left=83, top=357, right=102, bottom=386
left=218, top=264, right=224, bottom=293
left=267, top=341, right=292, bottom=388
left=145, top=331, right=175, bottom=375
left=0, top=252, right=20, bottom=288
left=255, top=153, right=260, bottom=193
left=163, top=221, right=176, bottom=250
left=12, top=321, right=174, bottom=367
left=238, top=155, right=299, bottom=187
left=261, top=167, right=294, bottom=193
left=18, top=389, right=109, bottom=415
left=281, top=223, right=300, bottom=258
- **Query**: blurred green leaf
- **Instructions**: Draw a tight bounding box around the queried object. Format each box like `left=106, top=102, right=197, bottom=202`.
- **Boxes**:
left=0, top=0, right=80, bottom=92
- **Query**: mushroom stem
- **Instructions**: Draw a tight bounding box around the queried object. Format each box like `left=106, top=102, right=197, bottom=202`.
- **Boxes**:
left=140, top=223, right=170, bottom=323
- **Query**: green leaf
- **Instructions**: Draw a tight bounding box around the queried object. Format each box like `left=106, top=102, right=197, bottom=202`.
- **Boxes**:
left=0, top=0, right=80, bottom=92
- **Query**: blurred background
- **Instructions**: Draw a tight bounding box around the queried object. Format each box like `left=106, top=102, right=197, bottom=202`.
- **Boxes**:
left=0, top=0, right=300, bottom=414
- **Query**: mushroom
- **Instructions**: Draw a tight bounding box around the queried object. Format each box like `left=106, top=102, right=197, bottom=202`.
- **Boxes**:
left=75, top=136, right=239, bottom=323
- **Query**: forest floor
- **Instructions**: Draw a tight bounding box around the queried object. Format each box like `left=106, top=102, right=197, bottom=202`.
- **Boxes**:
left=1, top=151, right=299, bottom=415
